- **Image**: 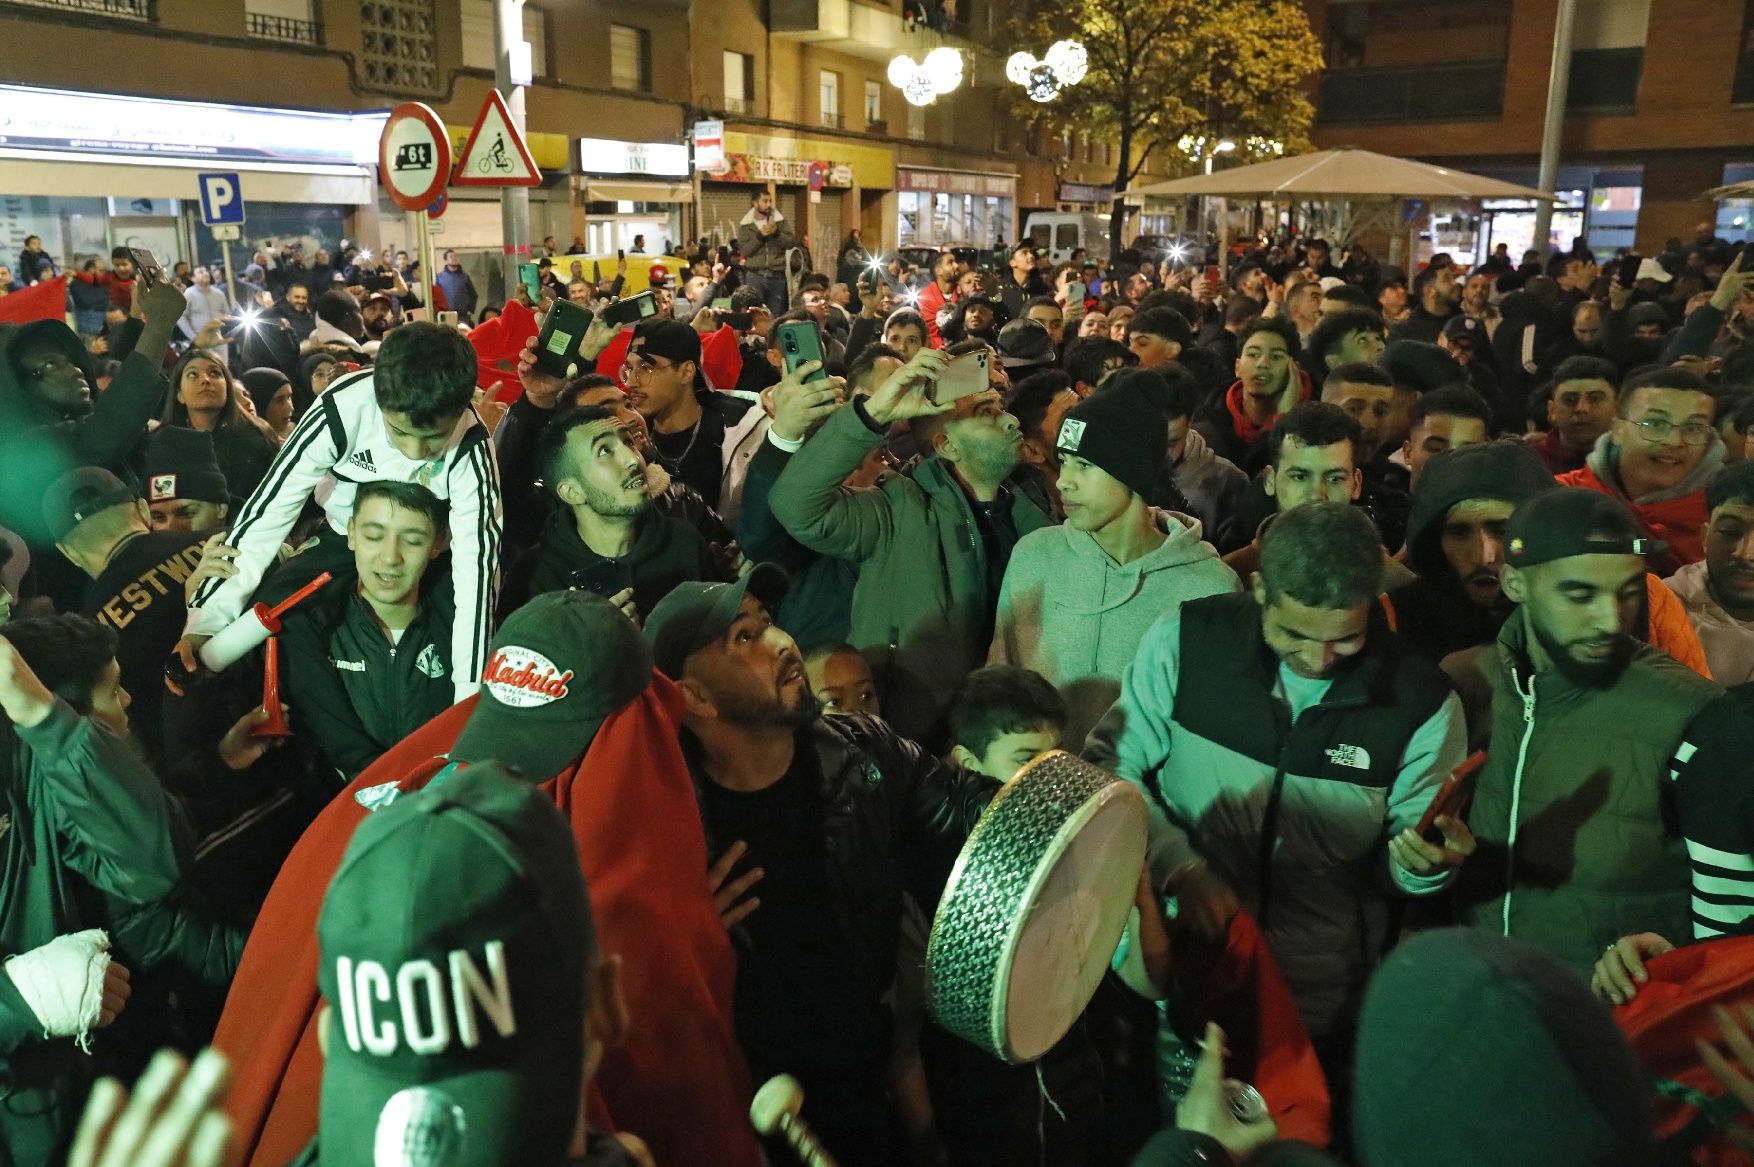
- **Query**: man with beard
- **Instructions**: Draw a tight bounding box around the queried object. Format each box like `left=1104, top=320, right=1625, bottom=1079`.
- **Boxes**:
left=1453, top=488, right=1731, bottom=978
left=1558, top=366, right=1723, bottom=576
left=212, top=591, right=763, bottom=1167
left=770, top=348, right=1053, bottom=742
left=1388, top=265, right=1460, bottom=345
left=1384, top=441, right=1558, bottom=664
left=505, top=404, right=727, bottom=619
left=1193, top=316, right=1310, bottom=476
left=643, top=569, right=998, bottom=1167
left=267, top=282, right=316, bottom=343
left=1526, top=356, right=1618, bottom=476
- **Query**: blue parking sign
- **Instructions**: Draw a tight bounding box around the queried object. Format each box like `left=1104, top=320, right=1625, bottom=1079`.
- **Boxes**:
left=198, top=173, right=246, bottom=225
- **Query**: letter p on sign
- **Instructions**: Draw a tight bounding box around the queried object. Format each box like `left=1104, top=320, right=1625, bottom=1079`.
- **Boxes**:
left=198, top=172, right=246, bottom=226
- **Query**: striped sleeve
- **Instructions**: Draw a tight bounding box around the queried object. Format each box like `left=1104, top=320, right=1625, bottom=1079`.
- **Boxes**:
left=445, top=423, right=502, bottom=703
left=184, top=389, right=345, bottom=638
left=1669, top=695, right=1754, bottom=940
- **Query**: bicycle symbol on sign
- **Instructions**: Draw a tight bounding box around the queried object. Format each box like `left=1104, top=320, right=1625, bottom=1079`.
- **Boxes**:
left=477, top=133, right=514, bottom=175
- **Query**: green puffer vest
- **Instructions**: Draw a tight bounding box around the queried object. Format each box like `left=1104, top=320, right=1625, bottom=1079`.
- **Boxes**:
left=1457, top=613, right=1720, bottom=978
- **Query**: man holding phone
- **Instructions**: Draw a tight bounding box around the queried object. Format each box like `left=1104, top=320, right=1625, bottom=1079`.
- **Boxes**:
left=769, top=348, right=1053, bottom=742
left=735, top=190, right=797, bottom=313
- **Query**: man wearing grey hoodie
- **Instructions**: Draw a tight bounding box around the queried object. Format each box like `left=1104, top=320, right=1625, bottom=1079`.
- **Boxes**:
left=990, top=369, right=1239, bottom=742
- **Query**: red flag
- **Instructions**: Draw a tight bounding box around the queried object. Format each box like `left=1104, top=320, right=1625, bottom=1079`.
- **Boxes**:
left=0, top=276, right=68, bottom=325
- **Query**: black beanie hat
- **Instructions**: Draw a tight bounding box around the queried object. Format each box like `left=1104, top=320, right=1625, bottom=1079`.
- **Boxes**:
left=240, top=367, right=291, bottom=418
left=144, top=426, right=230, bottom=506
left=1057, top=369, right=1179, bottom=507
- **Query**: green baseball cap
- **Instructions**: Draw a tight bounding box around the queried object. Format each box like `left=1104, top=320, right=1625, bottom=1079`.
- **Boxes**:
left=316, top=761, right=594, bottom=1167
left=451, top=590, right=653, bottom=781
left=642, top=563, right=789, bottom=680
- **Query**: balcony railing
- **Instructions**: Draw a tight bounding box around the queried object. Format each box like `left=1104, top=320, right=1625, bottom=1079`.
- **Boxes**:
left=1318, top=59, right=1506, bottom=124
left=821, top=111, right=844, bottom=129
left=5, top=0, right=153, bottom=17
left=246, top=10, right=321, bottom=44
left=726, top=96, right=755, bottom=115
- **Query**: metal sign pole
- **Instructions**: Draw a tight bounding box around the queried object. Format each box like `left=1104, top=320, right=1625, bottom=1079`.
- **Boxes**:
left=220, top=238, right=238, bottom=313
left=416, top=209, right=436, bottom=312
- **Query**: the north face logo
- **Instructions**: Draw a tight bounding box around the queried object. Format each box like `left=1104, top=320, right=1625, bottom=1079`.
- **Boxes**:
left=1326, top=744, right=1371, bottom=770
left=1057, top=417, right=1087, bottom=453
left=348, top=449, right=378, bottom=473
left=414, top=643, right=445, bottom=679
left=148, top=474, right=177, bottom=501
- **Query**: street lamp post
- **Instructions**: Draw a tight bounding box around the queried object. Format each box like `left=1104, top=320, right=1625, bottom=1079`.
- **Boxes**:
left=1532, top=0, right=1578, bottom=259
left=494, top=0, right=532, bottom=291
left=1203, top=140, right=1235, bottom=247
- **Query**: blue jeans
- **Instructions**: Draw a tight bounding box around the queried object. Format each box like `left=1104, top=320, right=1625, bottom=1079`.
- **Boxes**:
left=748, top=270, right=789, bottom=313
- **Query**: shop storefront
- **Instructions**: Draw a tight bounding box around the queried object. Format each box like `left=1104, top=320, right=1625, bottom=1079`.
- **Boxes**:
left=0, top=83, right=385, bottom=271
left=896, top=168, right=1017, bottom=250
left=572, top=137, right=692, bottom=256
left=701, top=131, right=895, bottom=272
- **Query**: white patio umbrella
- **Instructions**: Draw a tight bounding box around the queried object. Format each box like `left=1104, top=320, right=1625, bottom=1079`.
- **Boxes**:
left=1125, top=147, right=1557, bottom=202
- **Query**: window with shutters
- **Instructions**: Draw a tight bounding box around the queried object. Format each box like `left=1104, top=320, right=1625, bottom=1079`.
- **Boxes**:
left=459, top=0, right=546, bottom=75
left=610, top=23, right=650, bottom=93
left=724, top=51, right=755, bottom=114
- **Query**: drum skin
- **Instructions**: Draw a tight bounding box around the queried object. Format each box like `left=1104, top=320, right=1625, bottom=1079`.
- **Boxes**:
left=926, top=750, right=1148, bottom=1064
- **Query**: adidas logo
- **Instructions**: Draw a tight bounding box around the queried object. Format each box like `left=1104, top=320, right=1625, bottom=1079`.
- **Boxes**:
left=348, top=449, right=378, bottom=473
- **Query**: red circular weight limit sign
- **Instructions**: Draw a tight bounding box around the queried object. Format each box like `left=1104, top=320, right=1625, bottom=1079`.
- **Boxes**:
left=379, top=102, right=451, bottom=212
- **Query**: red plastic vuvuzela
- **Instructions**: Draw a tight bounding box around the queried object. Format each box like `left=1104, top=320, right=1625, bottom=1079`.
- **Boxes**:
left=251, top=636, right=293, bottom=738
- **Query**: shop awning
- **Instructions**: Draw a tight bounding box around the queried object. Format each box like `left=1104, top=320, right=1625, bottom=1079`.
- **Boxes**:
left=584, top=180, right=693, bottom=204
left=0, top=152, right=377, bottom=206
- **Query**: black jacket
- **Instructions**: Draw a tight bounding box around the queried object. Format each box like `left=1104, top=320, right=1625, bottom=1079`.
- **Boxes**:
left=686, top=715, right=999, bottom=1044
left=277, top=583, right=454, bottom=781
left=505, top=505, right=726, bottom=619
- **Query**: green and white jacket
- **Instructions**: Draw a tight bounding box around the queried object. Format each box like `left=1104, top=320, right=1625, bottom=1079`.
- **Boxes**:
left=1084, top=592, right=1466, bottom=1036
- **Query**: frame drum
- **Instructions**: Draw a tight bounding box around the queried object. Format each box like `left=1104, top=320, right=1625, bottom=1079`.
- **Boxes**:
left=925, top=750, right=1147, bottom=1063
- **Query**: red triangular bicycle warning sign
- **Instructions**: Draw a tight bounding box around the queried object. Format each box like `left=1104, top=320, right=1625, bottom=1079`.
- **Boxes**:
left=452, top=89, right=541, bottom=187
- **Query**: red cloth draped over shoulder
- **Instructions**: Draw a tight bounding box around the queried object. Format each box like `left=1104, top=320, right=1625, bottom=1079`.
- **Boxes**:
left=213, top=673, right=761, bottom=1167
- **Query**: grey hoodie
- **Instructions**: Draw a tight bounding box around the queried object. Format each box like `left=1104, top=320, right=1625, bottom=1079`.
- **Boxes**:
left=989, top=510, right=1239, bottom=742
left=1167, top=426, right=1249, bottom=552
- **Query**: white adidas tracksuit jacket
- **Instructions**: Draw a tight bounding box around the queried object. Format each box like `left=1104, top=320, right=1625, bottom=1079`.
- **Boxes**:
left=184, top=369, right=501, bottom=703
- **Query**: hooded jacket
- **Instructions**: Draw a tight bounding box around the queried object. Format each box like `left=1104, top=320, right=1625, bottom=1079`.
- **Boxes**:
left=1168, top=426, right=1250, bottom=552
left=0, top=319, right=162, bottom=545
left=769, top=403, right=1055, bottom=743
left=1193, top=367, right=1315, bottom=477
left=1664, top=560, right=1754, bottom=686
left=990, top=511, right=1240, bottom=743
left=212, top=679, right=762, bottom=1167
left=506, top=505, right=725, bottom=619
left=1388, top=441, right=1557, bottom=664
left=1558, top=432, right=1724, bottom=576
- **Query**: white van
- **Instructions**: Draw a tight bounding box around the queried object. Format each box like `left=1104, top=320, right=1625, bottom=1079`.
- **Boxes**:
left=1023, top=212, right=1113, bottom=265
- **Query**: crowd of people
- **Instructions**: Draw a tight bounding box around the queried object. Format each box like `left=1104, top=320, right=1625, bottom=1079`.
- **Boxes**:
left=8, top=194, right=1754, bottom=1167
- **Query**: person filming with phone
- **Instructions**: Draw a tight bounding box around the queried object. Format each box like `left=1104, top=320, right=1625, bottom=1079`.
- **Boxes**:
left=735, top=190, right=797, bottom=313
left=769, top=346, right=1053, bottom=744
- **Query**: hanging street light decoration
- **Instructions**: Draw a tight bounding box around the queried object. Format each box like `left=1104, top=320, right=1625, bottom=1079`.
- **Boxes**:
left=889, top=46, right=964, bottom=107
left=1006, top=39, right=1088, bottom=103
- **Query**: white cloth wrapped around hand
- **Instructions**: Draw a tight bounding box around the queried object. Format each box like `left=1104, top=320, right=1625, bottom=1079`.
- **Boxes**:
left=5, top=929, right=111, bottom=1048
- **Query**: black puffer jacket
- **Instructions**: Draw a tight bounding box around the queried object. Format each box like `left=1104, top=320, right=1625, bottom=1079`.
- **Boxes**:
left=685, top=715, right=998, bottom=1039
